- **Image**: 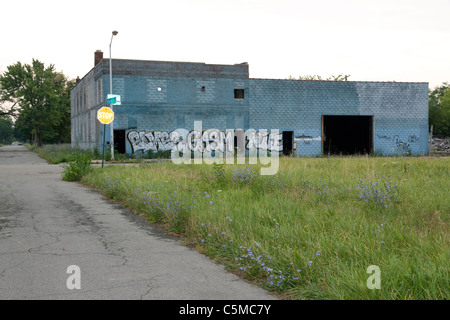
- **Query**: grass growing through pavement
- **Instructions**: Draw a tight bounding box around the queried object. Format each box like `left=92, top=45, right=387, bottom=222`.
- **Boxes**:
left=81, top=156, right=449, bottom=299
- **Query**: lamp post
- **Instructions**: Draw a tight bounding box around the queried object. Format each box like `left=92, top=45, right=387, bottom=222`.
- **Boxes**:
left=109, top=30, right=118, bottom=160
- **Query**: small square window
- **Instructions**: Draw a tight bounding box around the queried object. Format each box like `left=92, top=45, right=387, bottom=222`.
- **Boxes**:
left=157, top=86, right=162, bottom=92
left=234, top=89, right=244, bottom=100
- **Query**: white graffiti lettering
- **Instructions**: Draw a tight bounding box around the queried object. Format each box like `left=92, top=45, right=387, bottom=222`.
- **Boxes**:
left=127, top=130, right=178, bottom=154
left=127, top=129, right=283, bottom=155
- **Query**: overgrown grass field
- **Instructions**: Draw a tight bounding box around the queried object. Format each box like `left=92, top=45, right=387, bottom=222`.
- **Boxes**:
left=79, top=156, right=449, bottom=300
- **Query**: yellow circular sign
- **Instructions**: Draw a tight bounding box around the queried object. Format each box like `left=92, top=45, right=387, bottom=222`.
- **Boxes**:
left=97, top=107, right=114, bottom=124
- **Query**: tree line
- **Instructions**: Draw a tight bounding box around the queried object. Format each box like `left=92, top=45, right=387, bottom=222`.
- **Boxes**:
left=0, top=59, right=74, bottom=146
left=428, top=83, right=450, bottom=136
left=0, top=65, right=449, bottom=146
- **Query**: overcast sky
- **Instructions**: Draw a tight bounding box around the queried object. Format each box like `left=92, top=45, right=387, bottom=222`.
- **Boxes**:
left=1, top=0, right=449, bottom=89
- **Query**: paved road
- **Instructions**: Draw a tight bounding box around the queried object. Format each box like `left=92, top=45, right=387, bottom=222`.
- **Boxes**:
left=0, top=146, right=274, bottom=300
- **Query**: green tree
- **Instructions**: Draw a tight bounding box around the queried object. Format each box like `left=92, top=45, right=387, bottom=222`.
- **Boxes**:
left=0, top=59, right=73, bottom=146
left=429, top=83, right=450, bottom=136
left=439, top=88, right=450, bottom=135
left=0, top=116, right=14, bottom=144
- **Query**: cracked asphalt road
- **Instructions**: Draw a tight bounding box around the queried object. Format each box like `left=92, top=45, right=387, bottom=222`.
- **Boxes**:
left=0, top=146, right=274, bottom=300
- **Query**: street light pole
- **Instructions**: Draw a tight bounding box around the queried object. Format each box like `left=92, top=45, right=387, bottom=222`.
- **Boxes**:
left=109, top=30, right=118, bottom=160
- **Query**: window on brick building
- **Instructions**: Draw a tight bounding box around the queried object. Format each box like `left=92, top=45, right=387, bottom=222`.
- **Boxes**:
left=234, top=89, right=244, bottom=100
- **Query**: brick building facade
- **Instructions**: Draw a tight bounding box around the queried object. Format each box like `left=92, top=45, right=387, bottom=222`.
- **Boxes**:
left=70, top=52, right=429, bottom=157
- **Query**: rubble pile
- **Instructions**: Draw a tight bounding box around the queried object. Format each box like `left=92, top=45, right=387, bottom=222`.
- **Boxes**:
left=430, top=136, right=450, bottom=155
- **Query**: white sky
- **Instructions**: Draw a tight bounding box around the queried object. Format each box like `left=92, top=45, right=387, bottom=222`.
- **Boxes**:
left=1, top=0, right=449, bottom=89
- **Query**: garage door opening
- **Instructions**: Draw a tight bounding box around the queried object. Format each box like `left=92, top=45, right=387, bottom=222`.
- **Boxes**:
left=322, top=115, right=373, bottom=155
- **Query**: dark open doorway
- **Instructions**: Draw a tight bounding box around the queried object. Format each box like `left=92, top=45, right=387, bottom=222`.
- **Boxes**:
left=114, top=129, right=126, bottom=154
left=322, top=115, right=373, bottom=155
left=282, top=131, right=294, bottom=156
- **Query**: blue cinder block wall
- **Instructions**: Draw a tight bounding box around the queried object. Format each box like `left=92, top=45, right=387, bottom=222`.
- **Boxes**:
left=109, top=76, right=249, bottom=131
left=101, top=60, right=250, bottom=155
left=249, top=79, right=429, bottom=156
left=70, top=56, right=429, bottom=157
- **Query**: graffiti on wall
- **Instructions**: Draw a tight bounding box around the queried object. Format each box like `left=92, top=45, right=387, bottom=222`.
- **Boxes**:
left=407, top=135, right=419, bottom=143
left=295, top=134, right=322, bottom=145
left=127, top=129, right=284, bottom=155
left=376, top=134, right=420, bottom=154
left=127, top=130, right=175, bottom=153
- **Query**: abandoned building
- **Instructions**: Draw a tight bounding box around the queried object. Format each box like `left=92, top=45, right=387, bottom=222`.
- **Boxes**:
left=70, top=51, right=429, bottom=157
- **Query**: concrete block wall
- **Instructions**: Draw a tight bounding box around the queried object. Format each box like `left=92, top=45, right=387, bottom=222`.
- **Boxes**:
left=71, top=58, right=429, bottom=157
left=100, top=69, right=250, bottom=155
left=249, top=79, right=429, bottom=156
left=71, top=59, right=250, bottom=154
left=108, top=75, right=250, bottom=130
left=70, top=68, right=104, bottom=152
